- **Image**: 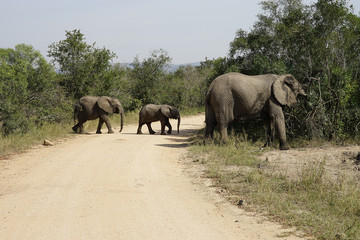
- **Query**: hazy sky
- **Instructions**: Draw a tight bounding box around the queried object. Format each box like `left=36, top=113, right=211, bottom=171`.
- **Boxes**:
left=1, top=0, right=359, bottom=64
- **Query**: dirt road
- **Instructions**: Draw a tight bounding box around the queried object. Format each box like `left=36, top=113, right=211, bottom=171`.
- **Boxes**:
left=0, top=114, right=303, bottom=240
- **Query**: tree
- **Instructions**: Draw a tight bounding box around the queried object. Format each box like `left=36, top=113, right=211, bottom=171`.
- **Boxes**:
left=129, top=49, right=172, bottom=105
left=227, top=0, right=360, bottom=141
left=0, top=44, right=69, bottom=135
left=48, top=29, right=117, bottom=99
left=156, top=65, right=210, bottom=108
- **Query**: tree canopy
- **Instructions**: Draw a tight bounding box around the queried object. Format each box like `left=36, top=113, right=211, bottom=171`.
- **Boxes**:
left=48, top=29, right=119, bottom=99
left=0, top=44, right=69, bottom=135
left=223, top=0, right=360, bottom=140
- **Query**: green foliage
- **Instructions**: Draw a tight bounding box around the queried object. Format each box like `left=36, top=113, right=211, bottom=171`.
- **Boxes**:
left=3, top=1, right=360, bottom=146
left=223, top=0, right=360, bottom=141
left=126, top=49, right=210, bottom=110
left=0, top=30, right=211, bottom=138
left=129, top=49, right=172, bottom=105
left=155, top=65, right=210, bottom=109
left=0, top=44, right=71, bottom=135
left=48, top=29, right=118, bottom=99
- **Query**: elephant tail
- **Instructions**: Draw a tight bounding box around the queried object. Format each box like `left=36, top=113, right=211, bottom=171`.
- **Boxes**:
left=205, top=90, right=210, bottom=104
left=73, top=102, right=82, bottom=124
left=205, top=91, right=213, bottom=124
left=204, top=91, right=217, bottom=138
left=177, top=115, right=180, bottom=134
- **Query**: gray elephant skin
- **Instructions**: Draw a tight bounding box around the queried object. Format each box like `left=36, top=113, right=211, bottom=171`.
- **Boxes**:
left=72, top=96, right=124, bottom=134
left=205, top=72, right=306, bottom=150
left=137, top=104, right=180, bottom=135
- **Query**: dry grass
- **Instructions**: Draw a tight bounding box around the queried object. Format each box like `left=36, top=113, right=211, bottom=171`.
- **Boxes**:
left=188, top=133, right=360, bottom=240
left=0, top=122, right=73, bottom=158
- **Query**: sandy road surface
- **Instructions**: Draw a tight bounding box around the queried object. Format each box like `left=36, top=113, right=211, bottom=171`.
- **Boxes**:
left=0, top=114, right=303, bottom=240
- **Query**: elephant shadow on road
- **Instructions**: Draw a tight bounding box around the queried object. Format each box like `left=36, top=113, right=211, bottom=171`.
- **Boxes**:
left=155, top=127, right=201, bottom=149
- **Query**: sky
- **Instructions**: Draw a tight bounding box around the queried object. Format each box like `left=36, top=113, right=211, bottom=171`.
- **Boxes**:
left=1, top=0, right=360, bottom=64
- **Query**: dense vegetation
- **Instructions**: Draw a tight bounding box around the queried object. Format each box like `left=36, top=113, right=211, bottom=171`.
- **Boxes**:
left=1, top=1, right=360, bottom=238
left=188, top=1, right=360, bottom=239
left=213, top=0, right=360, bottom=143
left=0, top=31, right=210, bottom=137
left=0, top=0, right=359, bottom=143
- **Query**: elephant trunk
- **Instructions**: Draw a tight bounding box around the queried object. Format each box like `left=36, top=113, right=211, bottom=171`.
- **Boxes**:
left=177, top=115, right=180, bottom=134
left=119, top=105, right=124, bottom=133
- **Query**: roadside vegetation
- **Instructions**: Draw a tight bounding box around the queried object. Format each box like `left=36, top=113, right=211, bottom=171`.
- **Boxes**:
left=0, top=31, right=210, bottom=157
left=189, top=133, right=360, bottom=239
left=187, top=1, right=360, bottom=239
left=1, top=0, right=360, bottom=239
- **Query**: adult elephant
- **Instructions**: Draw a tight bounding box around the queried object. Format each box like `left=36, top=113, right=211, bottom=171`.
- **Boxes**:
left=72, top=96, right=124, bottom=134
left=205, top=73, right=306, bottom=150
left=137, top=104, right=180, bottom=135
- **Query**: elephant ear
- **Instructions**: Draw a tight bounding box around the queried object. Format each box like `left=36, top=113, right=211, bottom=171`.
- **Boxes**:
left=160, top=106, right=172, bottom=118
left=97, top=96, right=113, bottom=113
left=272, top=75, right=298, bottom=107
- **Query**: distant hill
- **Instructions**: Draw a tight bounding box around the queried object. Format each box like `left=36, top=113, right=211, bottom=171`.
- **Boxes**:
left=168, top=62, right=201, bottom=71
left=118, top=62, right=201, bottom=72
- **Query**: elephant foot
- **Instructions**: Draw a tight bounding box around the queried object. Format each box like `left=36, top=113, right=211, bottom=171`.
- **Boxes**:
left=161, top=132, right=166, bottom=135
left=279, top=141, right=290, bottom=150
left=72, top=126, right=77, bottom=133
left=96, top=131, right=102, bottom=134
left=137, top=131, right=143, bottom=134
left=108, top=130, right=114, bottom=134
left=167, top=131, right=172, bottom=134
left=150, top=131, right=156, bottom=135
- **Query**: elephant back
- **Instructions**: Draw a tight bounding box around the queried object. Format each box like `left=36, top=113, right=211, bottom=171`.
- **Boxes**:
left=79, top=96, right=100, bottom=115
left=139, top=104, right=158, bottom=121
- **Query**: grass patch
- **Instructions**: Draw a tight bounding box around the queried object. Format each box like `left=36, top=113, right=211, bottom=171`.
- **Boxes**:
left=178, top=107, right=204, bottom=116
left=188, top=132, right=360, bottom=240
left=0, top=122, right=74, bottom=158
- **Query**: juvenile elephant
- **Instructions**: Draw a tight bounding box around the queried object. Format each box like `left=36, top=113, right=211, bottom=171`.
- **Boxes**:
left=72, top=96, right=124, bottom=134
left=137, top=104, right=180, bottom=135
left=205, top=73, right=306, bottom=150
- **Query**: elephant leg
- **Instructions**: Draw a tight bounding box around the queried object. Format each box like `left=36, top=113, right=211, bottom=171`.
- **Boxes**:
left=165, top=119, right=172, bottom=134
left=219, top=114, right=231, bottom=142
left=146, top=123, right=156, bottom=134
left=273, top=112, right=289, bottom=150
left=205, top=104, right=216, bottom=138
left=100, top=114, right=114, bottom=133
left=218, top=106, right=233, bottom=142
left=264, top=117, right=275, bottom=148
left=263, top=120, right=270, bottom=147
left=72, top=124, right=79, bottom=133
left=270, top=120, right=275, bottom=146
left=160, top=121, right=166, bottom=135
left=137, top=123, right=144, bottom=134
left=205, top=122, right=215, bottom=138
left=79, top=123, right=85, bottom=134
left=268, top=103, right=289, bottom=150
left=73, top=120, right=86, bottom=134
left=219, top=125, right=229, bottom=142
left=96, top=118, right=104, bottom=134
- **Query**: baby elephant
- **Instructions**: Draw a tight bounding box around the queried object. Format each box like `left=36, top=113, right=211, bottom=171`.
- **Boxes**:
left=137, top=104, right=180, bottom=135
left=73, top=96, right=124, bottom=134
